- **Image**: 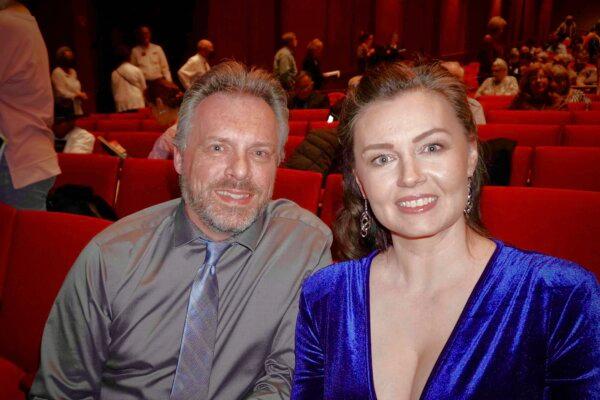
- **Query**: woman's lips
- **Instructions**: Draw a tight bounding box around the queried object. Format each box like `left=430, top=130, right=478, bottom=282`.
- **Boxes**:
left=395, top=195, right=438, bottom=214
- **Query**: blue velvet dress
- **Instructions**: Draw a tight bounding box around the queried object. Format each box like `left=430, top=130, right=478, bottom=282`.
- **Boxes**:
left=292, top=240, right=600, bottom=399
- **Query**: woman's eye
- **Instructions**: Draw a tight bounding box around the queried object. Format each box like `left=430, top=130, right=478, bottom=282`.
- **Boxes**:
left=423, top=144, right=442, bottom=153
left=372, top=154, right=394, bottom=166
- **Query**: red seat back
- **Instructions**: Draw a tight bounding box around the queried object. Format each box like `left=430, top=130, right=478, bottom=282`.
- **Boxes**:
left=320, top=173, right=343, bottom=227
left=481, top=186, right=600, bottom=273
left=0, top=203, right=17, bottom=301
left=486, top=110, right=572, bottom=125
left=74, top=118, right=96, bottom=131
left=53, top=154, right=120, bottom=206
left=309, top=121, right=339, bottom=131
left=509, top=146, right=533, bottom=186
left=572, top=111, right=600, bottom=125
left=0, top=209, right=110, bottom=374
left=477, top=95, right=514, bottom=113
left=107, top=112, right=147, bottom=119
left=284, top=136, right=305, bottom=163
left=531, top=146, right=600, bottom=191
left=289, top=109, right=330, bottom=121
left=115, top=158, right=180, bottom=218
left=96, top=119, right=143, bottom=131
left=327, top=92, right=346, bottom=105
left=273, top=168, right=322, bottom=213
left=477, top=124, right=562, bottom=146
left=288, top=120, right=309, bottom=136
left=104, top=131, right=161, bottom=158
left=141, top=119, right=165, bottom=132
left=562, top=125, right=600, bottom=147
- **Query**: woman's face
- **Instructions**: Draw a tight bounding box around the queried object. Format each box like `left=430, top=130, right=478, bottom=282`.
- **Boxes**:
left=529, top=69, right=549, bottom=95
left=352, top=90, right=477, bottom=240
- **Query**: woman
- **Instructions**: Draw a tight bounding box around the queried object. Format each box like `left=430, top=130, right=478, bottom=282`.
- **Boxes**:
left=292, top=62, right=599, bottom=399
left=303, top=39, right=325, bottom=90
left=475, top=58, right=518, bottom=97
left=111, top=45, right=147, bottom=112
left=549, top=64, right=590, bottom=109
left=509, top=63, right=561, bottom=110
left=51, top=46, right=87, bottom=115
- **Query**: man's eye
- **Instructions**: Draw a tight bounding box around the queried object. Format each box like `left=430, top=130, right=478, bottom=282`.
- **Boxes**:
left=211, top=144, right=223, bottom=152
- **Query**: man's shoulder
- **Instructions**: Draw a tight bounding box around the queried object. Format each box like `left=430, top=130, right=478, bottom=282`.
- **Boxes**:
left=264, top=199, right=331, bottom=240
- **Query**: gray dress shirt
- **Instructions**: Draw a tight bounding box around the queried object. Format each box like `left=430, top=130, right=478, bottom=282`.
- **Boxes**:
left=30, top=198, right=332, bottom=400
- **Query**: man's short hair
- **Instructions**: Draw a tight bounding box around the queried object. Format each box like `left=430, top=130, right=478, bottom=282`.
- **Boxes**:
left=174, top=61, right=289, bottom=153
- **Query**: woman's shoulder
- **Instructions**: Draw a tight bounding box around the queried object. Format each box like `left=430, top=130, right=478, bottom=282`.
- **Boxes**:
left=495, top=240, right=598, bottom=291
left=302, top=253, right=375, bottom=301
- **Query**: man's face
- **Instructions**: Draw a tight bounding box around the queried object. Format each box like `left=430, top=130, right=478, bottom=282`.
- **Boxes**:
left=174, top=93, right=280, bottom=241
left=492, top=65, right=507, bottom=82
left=139, top=27, right=151, bottom=46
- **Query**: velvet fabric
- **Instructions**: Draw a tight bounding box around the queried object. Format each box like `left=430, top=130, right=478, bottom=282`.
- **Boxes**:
left=292, top=240, right=600, bottom=399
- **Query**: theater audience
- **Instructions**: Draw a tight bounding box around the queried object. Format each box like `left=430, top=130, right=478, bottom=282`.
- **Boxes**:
left=507, top=47, right=521, bottom=80
left=554, top=15, right=577, bottom=42
left=356, top=32, right=375, bottom=74
left=477, top=16, right=507, bottom=84
left=302, top=38, right=324, bottom=90
left=519, top=45, right=533, bottom=69
left=549, top=64, right=590, bottom=109
left=510, top=63, right=561, bottom=110
left=575, top=61, right=598, bottom=86
left=177, top=39, right=214, bottom=90
left=131, top=25, right=172, bottom=103
left=111, top=45, right=146, bottom=113
left=553, top=53, right=577, bottom=82
left=274, top=31, right=298, bottom=91
left=148, top=122, right=176, bottom=159
left=51, top=46, right=87, bottom=116
left=441, top=61, right=486, bottom=125
left=0, top=0, right=60, bottom=210
left=475, top=58, right=519, bottom=97
left=584, top=20, right=600, bottom=64
left=53, top=99, right=95, bottom=154
left=288, top=71, right=330, bottom=109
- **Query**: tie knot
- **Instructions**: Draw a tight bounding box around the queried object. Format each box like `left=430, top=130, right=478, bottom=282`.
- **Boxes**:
left=204, top=241, right=230, bottom=268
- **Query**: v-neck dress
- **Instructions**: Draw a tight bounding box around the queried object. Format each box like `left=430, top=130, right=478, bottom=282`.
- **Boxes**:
left=291, top=240, right=600, bottom=399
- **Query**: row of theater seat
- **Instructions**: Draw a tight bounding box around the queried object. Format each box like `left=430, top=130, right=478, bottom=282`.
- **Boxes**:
left=2, top=184, right=600, bottom=398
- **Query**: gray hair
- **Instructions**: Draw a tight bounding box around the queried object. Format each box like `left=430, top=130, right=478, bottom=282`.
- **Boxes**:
left=174, top=61, right=289, bottom=154
left=492, top=58, right=508, bottom=70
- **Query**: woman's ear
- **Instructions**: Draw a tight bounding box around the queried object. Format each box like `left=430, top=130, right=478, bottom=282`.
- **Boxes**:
left=354, top=171, right=367, bottom=198
left=467, top=139, right=479, bottom=177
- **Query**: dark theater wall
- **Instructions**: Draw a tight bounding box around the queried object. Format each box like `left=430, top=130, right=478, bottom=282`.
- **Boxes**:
left=28, top=0, right=593, bottom=112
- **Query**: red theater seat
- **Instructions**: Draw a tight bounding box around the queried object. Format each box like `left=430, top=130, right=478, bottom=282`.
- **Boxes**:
left=289, top=109, right=330, bottom=121
left=486, top=110, right=572, bottom=125
left=273, top=168, right=322, bottom=213
left=309, top=121, right=339, bottom=131
left=509, top=146, right=533, bottom=186
left=103, top=131, right=161, bottom=158
left=288, top=120, right=309, bottom=136
left=566, top=102, right=587, bottom=111
left=562, top=125, right=600, bottom=147
left=477, top=95, right=514, bottom=113
left=327, top=92, right=346, bottom=105
left=320, top=173, right=343, bottom=227
left=0, top=357, right=26, bottom=400
left=572, top=111, right=600, bottom=125
left=0, top=207, right=110, bottom=384
left=284, top=136, right=305, bottom=163
left=96, top=119, right=143, bottom=131
left=108, top=112, right=147, bottom=119
left=141, top=119, right=165, bottom=131
left=74, top=117, right=97, bottom=131
left=531, top=147, right=600, bottom=191
left=53, top=153, right=120, bottom=206
left=481, top=186, right=600, bottom=273
left=115, top=158, right=180, bottom=218
left=477, top=124, right=561, bottom=146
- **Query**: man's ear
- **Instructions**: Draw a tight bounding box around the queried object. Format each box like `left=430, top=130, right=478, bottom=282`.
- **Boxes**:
left=174, top=147, right=183, bottom=175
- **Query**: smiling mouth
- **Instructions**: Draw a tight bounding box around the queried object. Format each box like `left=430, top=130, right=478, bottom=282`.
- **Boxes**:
left=215, top=189, right=253, bottom=204
left=396, top=195, right=438, bottom=213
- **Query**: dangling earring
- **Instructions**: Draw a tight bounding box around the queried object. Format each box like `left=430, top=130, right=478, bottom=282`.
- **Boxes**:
left=464, top=177, right=473, bottom=215
left=360, top=198, right=372, bottom=238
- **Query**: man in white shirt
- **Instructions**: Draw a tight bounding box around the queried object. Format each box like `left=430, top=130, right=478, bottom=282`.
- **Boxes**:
left=112, top=45, right=147, bottom=112
left=53, top=99, right=95, bottom=154
left=131, top=26, right=172, bottom=82
left=178, top=39, right=214, bottom=90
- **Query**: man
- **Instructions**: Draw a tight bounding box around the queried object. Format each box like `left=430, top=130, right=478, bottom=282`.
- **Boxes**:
left=0, top=0, right=60, bottom=210
left=53, top=99, right=95, bottom=154
left=131, top=25, right=172, bottom=83
left=273, top=32, right=298, bottom=91
left=288, top=71, right=329, bottom=109
left=30, top=61, right=332, bottom=399
left=441, top=61, right=486, bottom=125
left=554, top=15, right=577, bottom=42
left=475, top=58, right=519, bottom=98
left=178, top=39, right=214, bottom=90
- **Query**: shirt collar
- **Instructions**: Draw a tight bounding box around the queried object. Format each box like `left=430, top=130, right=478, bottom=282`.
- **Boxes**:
left=173, top=199, right=265, bottom=252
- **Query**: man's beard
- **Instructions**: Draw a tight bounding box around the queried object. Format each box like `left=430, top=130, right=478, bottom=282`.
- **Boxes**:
left=180, top=174, right=272, bottom=235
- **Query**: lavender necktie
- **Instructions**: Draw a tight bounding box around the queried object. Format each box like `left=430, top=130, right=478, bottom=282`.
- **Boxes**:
left=170, top=241, right=230, bottom=400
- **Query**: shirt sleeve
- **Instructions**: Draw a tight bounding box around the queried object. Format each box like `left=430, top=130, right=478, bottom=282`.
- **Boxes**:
left=546, top=270, right=600, bottom=398
left=29, top=241, right=112, bottom=400
left=64, top=129, right=95, bottom=154
left=51, top=68, right=77, bottom=99
left=244, top=237, right=332, bottom=400
left=158, top=46, right=172, bottom=82
left=177, top=58, right=194, bottom=90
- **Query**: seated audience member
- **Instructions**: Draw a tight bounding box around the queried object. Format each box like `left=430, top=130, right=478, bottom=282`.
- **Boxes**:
left=284, top=125, right=340, bottom=174
left=550, top=64, right=590, bottom=109
left=475, top=58, right=519, bottom=97
left=51, top=46, right=87, bottom=116
left=477, top=16, right=507, bottom=84
left=510, top=63, right=561, bottom=110
left=356, top=32, right=375, bottom=74
left=53, top=99, right=95, bottom=154
left=441, top=61, right=486, bottom=125
left=111, top=45, right=147, bottom=112
left=575, top=62, right=598, bottom=86
left=553, top=53, right=577, bottom=82
left=148, top=122, right=176, bottom=159
left=274, top=32, right=298, bottom=91
left=519, top=46, right=533, bottom=69
left=507, top=47, right=521, bottom=80
left=302, top=39, right=325, bottom=90
left=178, top=39, right=214, bottom=90
left=384, top=32, right=404, bottom=62
left=291, top=61, right=600, bottom=400
left=289, top=71, right=330, bottom=109
left=30, top=61, right=332, bottom=399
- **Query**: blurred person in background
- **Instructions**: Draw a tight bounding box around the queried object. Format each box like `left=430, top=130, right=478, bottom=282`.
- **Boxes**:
left=302, top=38, right=324, bottom=90
left=475, top=58, right=519, bottom=97
left=274, top=31, right=298, bottom=91
left=510, top=63, right=561, bottom=110
left=111, top=45, right=147, bottom=113
left=51, top=46, right=87, bottom=116
left=178, top=39, right=214, bottom=90
left=477, top=16, right=507, bottom=84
